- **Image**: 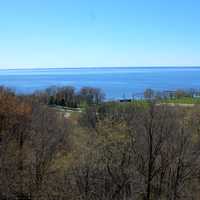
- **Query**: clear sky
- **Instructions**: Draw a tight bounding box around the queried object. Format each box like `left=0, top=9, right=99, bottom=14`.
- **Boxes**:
left=0, top=0, right=200, bottom=68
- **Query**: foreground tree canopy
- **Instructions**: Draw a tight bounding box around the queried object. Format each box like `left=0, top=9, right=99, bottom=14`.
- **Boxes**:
left=1, top=86, right=200, bottom=200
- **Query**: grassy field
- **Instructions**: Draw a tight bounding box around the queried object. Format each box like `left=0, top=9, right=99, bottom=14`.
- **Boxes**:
left=49, top=97, right=200, bottom=119
left=161, top=97, right=200, bottom=104
left=130, top=97, right=200, bottom=105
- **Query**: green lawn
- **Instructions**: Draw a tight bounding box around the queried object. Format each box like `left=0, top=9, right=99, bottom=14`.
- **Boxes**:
left=161, top=97, right=200, bottom=104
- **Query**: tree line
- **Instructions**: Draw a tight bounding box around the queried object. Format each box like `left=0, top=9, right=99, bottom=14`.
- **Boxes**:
left=32, top=86, right=105, bottom=108
left=143, top=88, right=200, bottom=100
left=31, top=86, right=200, bottom=108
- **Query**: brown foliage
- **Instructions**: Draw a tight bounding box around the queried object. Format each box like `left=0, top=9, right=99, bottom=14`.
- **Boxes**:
left=1, top=87, right=200, bottom=200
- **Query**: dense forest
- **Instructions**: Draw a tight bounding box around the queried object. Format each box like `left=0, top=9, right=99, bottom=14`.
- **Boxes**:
left=1, top=86, right=200, bottom=200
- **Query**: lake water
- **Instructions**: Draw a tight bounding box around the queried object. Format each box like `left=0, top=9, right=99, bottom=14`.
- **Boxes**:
left=0, top=67, right=200, bottom=99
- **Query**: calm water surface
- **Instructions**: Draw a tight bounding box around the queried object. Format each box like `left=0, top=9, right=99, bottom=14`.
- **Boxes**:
left=0, top=67, right=200, bottom=99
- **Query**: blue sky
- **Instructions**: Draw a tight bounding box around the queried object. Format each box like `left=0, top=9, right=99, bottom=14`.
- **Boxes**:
left=0, top=0, right=200, bottom=68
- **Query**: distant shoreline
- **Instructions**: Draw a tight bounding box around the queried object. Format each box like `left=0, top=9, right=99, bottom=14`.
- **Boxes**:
left=1, top=67, right=200, bottom=99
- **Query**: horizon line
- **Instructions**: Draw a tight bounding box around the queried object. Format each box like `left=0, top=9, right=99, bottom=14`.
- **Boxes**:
left=1, top=66, right=200, bottom=70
